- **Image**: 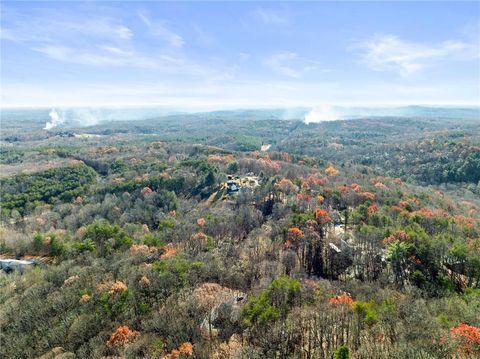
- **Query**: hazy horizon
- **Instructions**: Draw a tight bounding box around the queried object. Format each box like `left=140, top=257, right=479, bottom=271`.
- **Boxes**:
left=2, top=104, right=479, bottom=130
left=2, top=102, right=480, bottom=110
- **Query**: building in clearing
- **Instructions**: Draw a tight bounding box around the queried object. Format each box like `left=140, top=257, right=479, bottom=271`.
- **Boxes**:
left=225, top=174, right=260, bottom=194
left=0, top=259, right=45, bottom=273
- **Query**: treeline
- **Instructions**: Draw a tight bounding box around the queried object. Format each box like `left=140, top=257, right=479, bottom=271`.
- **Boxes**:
left=0, top=164, right=96, bottom=215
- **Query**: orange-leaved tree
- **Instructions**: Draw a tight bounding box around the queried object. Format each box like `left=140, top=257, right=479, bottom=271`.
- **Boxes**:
left=162, top=342, right=194, bottom=359
left=450, top=323, right=480, bottom=357
left=367, top=204, right=379, bottom=216
left=329, top=292, right=354, bottom=306
left=315, top=208, right=332, bottom=224
left=325, top=164, right=339, bottom=177
left=285, top=227, right=304, bottom=249
left=106, top=325, right=139, bottom=348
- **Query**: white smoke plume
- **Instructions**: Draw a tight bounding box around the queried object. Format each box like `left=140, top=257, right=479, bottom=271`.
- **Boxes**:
left=73, top=108, right=100, bottom=126
left=304, top=105, right=339, bottom=124
left=44, top=109, right=65, bottom=130
left=41, top=107, right=174, bottom=129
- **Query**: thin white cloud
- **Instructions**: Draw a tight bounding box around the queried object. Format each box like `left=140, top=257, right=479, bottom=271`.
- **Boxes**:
left=66, top=20, right=133, bottom=40
left=138, top=11, right=184, bottom=47
left=254, top=7, right=289, bottom=25
left=0, top=27, right=31, bottom=41
left=35, top=45, right=153, bottom=67
left=354, top=34, right=477, bottom=77
left=191, top=24, right=216, bottom=47
left=34, top=44, right=216, bottom=76
left=264, top=52, right=323, bottom=78
left=1, top=16, right=133, bottom=43
left=99, top=45, right=134, bottom=57
left=264, top=52, right=301, bottom=77
left=1, top=7, right=206, bottom=74
left=239, top=52, right=250, bottom=61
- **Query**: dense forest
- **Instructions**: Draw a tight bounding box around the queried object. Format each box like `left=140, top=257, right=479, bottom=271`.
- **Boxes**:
left=0, top=111, right=479, bottom=358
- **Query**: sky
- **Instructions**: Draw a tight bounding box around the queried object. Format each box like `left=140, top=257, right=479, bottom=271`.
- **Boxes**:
left=1, top=1, right=479, bottom=109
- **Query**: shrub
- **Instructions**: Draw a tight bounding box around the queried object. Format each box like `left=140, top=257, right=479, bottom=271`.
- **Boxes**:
left=84, top=222, right=132, bottom=255
left=243, top=276, right=301, bottom=326
left=333, top=345, right=350, bottom=359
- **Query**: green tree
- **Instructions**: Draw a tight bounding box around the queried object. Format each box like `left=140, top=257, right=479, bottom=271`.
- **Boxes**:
left=386, top=241, right=412, bottom=286
left=227, top=161, right=239, bottom=173
left=333, top=345, right=350, bottom=359
left=83, top=222, right=132, bottom=256
left=242, top=276, right=301, bottom=326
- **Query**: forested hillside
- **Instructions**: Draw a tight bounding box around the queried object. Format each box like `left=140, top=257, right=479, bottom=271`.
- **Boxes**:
left=0, top=113, right=479, bottom=359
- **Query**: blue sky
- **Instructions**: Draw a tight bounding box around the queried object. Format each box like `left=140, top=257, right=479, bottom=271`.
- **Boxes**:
left=1, top=1, right=479, bottom=109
